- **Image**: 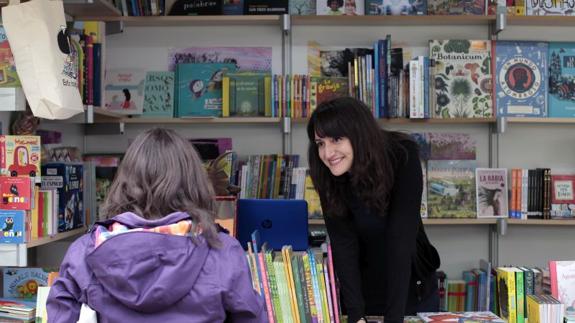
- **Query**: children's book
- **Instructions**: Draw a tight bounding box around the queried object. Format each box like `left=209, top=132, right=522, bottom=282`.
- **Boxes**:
left=0, top=177, right=32, bottom=210
left=244, top=0, right=289, bottom=14
left=168, top=47, right=272, bottom=73
left=223, top=0, right=245, bottom=14
left=495, top=41, right=548, bottom=118
left=0, top=136, right=41, bottom=178
left=427, top=0, right=484, bottom=14
left=316, top=0, right=365, bottom=15
left=41, top=163, right=84, bottom=232
left=222, top=73, right=271, bottom=117
left=429, top=133, right=476, bottom=160
left=417, top=311, right=504, bottom=323
left=549, top=260, right=575, bottom=316
left=550, top=174, right=575, bottom=218
left=366, top=0, right=426, bottom=15
left=290, top=0, right=316, bottom=15
left=2, top=267, right=50, bottom=299
left=429, top=40, right=492, bottom=118
left=526, top=0, right=575, bottom=15
left=166, top=0, right=223, bottom=15
left=548, top=42, right=575, bottom=117
left=476, top=168, right=508, bottom=218
left=104, top=69, right=146, bottom=115
left=142, top=71, right=175, bottom=118
left=0, top=26, right=21, bottom=87
left=427, top=160, right=476, bottom=218
left=176, top=63, right=237, bottom=117
left=320, top=48, right=373, bottom=77
left=309, top=77, right=349, bottom=111
left=0, top=210, right=25, bottom=244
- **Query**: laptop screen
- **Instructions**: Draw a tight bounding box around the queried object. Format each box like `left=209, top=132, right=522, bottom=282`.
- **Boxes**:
left=236, top=199, right=309, bottom=251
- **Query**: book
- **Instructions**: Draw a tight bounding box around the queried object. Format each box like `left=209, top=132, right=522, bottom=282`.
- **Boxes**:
left=142, top=71, right=175, bottom=118
left=168, top=47, right=272, bottom=73
left=0, top=136, right=41, bottom=178
left=290, top=0, right=316, bottom=15
left=166, top=0, right=223, bottom=15
left=41, top=163, right=84, bottom=232
left=2, top=267, right=50, bottom=299
left=366, top=0, right=426, bottom=15
left=476, top=168, right=508, bottom=218
left=0, top=210, right=25, bottom=244
left=549, top=260, right=575, bottom=315
left=244, top=0, right=288, bottom=14
left=0, top=26, right=21, bottom=87
left=417, top=311, right=504, bottom=323
left=176, top=63, right=237, bottom=117
left=309, top=77, right=349, bottom=111
left=427, top=0, right=484, bottom=14
left=497, top=267, right=517, bottom=323
left=0, top=177, right=32, bottom=210
left=103, top=69, right=146, bottom=115
left=548, top=42, right=575, bottom=117
left=526, top=0, right=575, bottom=15
left=429, top=133, right=477, bottom=160
left=429, top=40, right=493, bottom=118
left=494, top=41, right=548, bottom=118
left=427, top=160, right=476, bottom=218
left=222, top=73, right=271, bottom=117
left=550, top=174, right=575, bottom=218
left=316, top=0, right=365, bottom=15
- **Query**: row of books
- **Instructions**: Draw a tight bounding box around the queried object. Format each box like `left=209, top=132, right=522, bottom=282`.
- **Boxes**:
left=108, top=0, right=575, bottom=17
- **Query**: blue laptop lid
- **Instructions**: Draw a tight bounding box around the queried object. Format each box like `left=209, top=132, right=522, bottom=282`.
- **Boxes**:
left=236, top=199, right=309, bottom=251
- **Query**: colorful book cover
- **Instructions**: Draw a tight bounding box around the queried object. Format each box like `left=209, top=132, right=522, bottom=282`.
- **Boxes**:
left=310, top=77, right=349, bottom=111
left=103, top=69, right=146, bottom=115
left=476, top=168, right=508, bottom=218
left=316, top=0, right=365, bottom=15
left=304, top=173, right=323, bottom=219
left=41, top=163, right=84, bottom=232
left=0, top=26, right=20, bottom=87
left=429, top=133, right=476, bottom=160
left=548, top=42, right=575, bottom=117
left=497, top=268, right=517, bottom=323
left=417, top=311, right=504, bottom=323
left=2, top=267, right=50, bottom=299
left=0, top=210, right=25, bottom=244
left=142, top=71, right=175, bottom=118
left=290, top=0, right=316, bottom=14
left=427, top=160, right=476, bottom=218
left=429, top=40, right=493, bottom=118
left=0, top=135, right=41, bottom=178
left=0, top=177, right=32, bottom=210
left=320, top=48, right=373, bottom=77
left=427, top=0, right=484, bottom=14
left=526, top=0, right=575, bottom=15
left=549, top=260, right=575, bottom=315
left=168, top=47, right=272, bottom=73
left=550, top=174, right=575, bottom=218
left=176, top=63, right=237, bottom=117
left=366, top=0, right=426, bottom=15
left=495, top=41, right=548, bottom=117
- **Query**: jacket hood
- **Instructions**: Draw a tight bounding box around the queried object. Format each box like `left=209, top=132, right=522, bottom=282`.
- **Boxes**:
left=85, top=212, right=209, bottom=313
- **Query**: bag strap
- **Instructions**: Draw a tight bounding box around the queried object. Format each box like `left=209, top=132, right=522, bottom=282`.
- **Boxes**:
left=8, top=0, right=20, bottom=5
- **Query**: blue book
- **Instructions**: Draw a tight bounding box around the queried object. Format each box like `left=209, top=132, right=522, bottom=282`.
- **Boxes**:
left=495, top=41, right=548, bottom=117
left=176, top=63, right=237, bottom=117
left=549, top=42, right=575, bottom=117
left=0, top=210, right=25, bottom=244
left=41, top=163, right=84, bottom=232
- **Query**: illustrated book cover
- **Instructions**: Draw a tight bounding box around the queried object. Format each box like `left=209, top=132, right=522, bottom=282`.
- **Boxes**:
left=475, top=168, right=508, bottom=218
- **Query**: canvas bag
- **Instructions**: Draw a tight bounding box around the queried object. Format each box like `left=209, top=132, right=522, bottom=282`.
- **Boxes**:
left=1, top=0, right=84, bottom=119
left=77, top=303, right=98, bottom=323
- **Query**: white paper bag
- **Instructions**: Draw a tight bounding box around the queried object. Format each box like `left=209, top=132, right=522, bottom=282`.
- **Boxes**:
left=1, top=0, right=84, bottom=120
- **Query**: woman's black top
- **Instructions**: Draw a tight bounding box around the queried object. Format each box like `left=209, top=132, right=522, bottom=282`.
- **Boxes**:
left=324, top=139, right=440, bottom=323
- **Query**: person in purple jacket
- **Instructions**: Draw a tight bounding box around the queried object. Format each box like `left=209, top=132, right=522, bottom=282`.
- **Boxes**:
left=46, top=128, right=267, bottom=323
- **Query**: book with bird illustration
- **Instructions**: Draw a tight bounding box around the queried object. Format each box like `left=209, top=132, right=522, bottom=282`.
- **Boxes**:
left=476, top=168, right=508, bottom=218
left=0, top=210, right=25, bottom=244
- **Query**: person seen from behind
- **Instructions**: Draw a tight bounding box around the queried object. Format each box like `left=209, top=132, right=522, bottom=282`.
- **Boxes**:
left=46, top=128, right=266, bottom=322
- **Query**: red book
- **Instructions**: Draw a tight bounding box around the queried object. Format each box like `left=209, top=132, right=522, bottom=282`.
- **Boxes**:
left=0, top=176, right=32, bottom=210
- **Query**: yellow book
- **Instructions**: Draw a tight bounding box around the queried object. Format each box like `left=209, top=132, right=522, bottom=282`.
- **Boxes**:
left=304, top=173, right=323, bottom=219
left=282, top=246, right=301, bottom=323
left=526, top=295, right=541, bottom=323
left=31, top=188, right=39, bottom=240
left=222, top=76, right=230, bottom=117
left=316, top=260, right=331, bottom=322
left=302, top=253, right=318, bottom=320
left=264, top=75, right=272, bottom=117
left=497, top=267, right=517, bottom=323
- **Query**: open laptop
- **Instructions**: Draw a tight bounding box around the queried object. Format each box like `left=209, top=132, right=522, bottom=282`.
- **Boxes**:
left=236, top=199, right=309, bottom=251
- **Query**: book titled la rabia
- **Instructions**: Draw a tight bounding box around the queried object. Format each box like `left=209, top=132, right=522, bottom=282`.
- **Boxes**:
left=475, top=168, right=508, bottom=218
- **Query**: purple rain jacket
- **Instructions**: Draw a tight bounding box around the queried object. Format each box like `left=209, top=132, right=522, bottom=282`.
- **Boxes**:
left=46, top=212, right=267, bottom=323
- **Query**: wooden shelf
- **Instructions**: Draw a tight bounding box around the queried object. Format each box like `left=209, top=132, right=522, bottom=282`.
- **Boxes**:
left=292, top=15, right=495, bottom=26
left=309, top=218, right=497, bottom=225
left=119, top=117, right=281, bottom=124
left=293, top=117, right=496, bottom=124
left=26, top=227, right=87, bottom=249
left=64, top=0, right=121, bottom=18
left=506, top=117, right=575, bottom=124
left=507, top=15, right=575, bottom=26
left=75, top=15, right=281, bottom=26
left=507, top=219, right=575, bottom=226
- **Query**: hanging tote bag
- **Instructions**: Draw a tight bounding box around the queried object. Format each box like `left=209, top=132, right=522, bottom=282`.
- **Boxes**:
left=1, top=0, right=84, bottom=119
left=77, top=303, right=98, bottom=323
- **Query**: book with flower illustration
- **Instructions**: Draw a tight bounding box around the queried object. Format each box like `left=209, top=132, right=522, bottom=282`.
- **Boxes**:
left=429, top=133, right=476, bottom=160
left=427, top=160, right=476, bottom=218
left=429, top=40, right=492, bottom=118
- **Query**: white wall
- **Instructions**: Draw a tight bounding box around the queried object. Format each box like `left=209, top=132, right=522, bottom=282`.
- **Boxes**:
left=75, top=21, right=575, bottom=279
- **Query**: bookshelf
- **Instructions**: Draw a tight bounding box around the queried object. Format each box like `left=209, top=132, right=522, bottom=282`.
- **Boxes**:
left=64, top=0, right=121, bottom=18
left=309, top=218, right=498, bottom=225
left=74, top=15, right=282, bottom=26
left=26, top=227, right=87, bottom=249
left=291, top=15, right=496, bottom=26
left=507, top=219, right=575, bottom=226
